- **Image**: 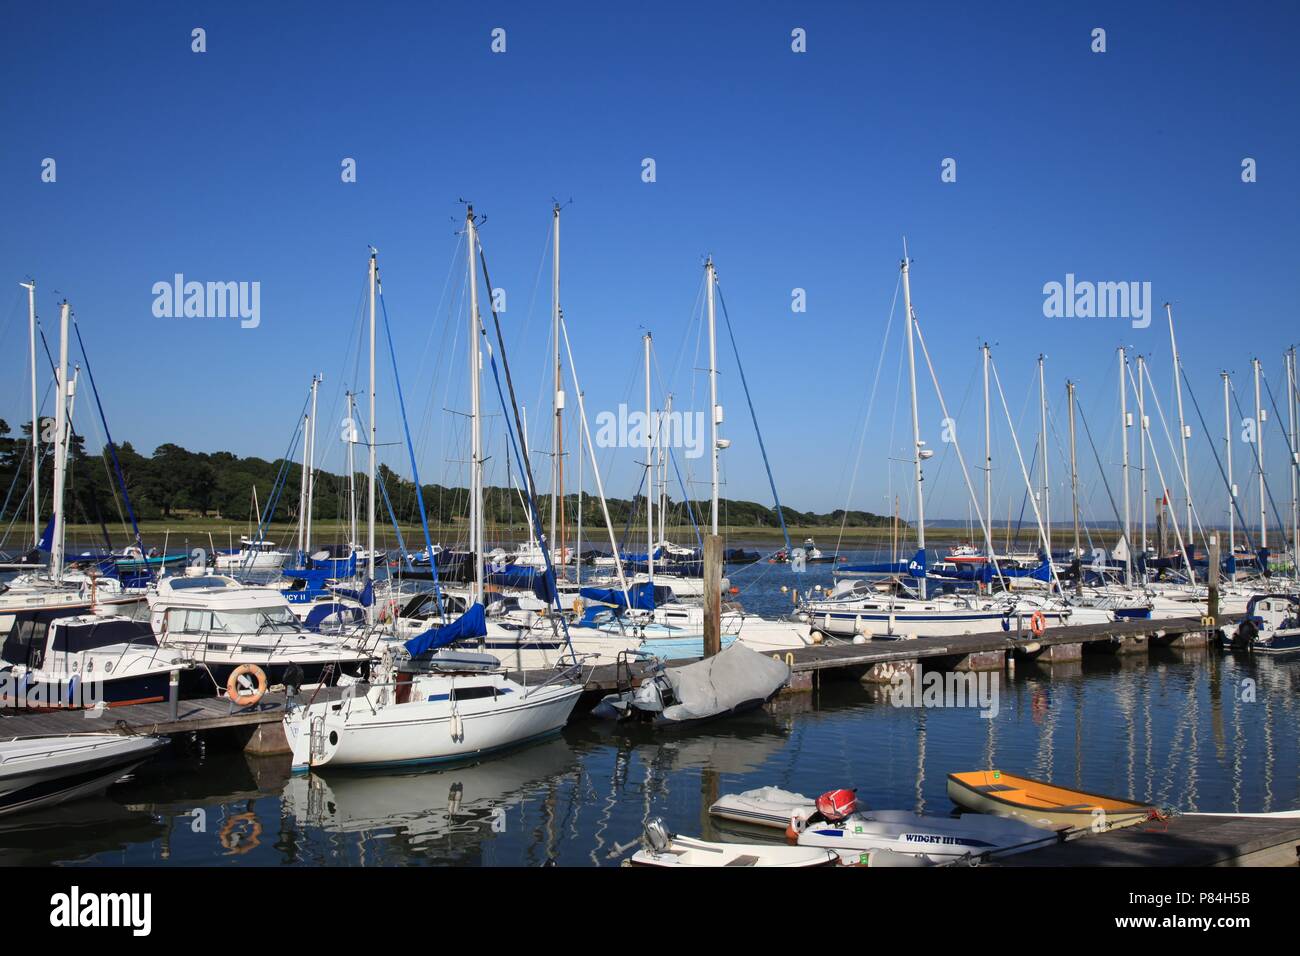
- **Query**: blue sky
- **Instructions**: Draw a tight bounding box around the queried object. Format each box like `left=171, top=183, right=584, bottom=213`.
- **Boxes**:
left=2, top=1, right=1297, bottom=533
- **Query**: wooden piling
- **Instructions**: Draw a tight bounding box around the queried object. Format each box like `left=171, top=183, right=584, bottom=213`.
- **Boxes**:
left=703, top=534, right=722, bottom=658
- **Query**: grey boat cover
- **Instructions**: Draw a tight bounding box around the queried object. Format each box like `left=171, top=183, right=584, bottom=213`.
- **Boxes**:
left=662, top=642, right=790, bottom=723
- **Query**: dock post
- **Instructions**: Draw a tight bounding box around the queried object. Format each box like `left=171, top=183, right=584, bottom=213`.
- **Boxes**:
left=704, top=534, right=722, bottom=658
left=168, top=668, right=180, bottom=721
left=1207, top=534, right=1220, bottom=626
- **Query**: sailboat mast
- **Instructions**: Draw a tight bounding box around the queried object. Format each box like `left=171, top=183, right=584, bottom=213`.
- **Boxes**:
left=644, top=331, right=655, bottom=583
left=576, top=388, right=584, bottom=587
left=1038, top=355, right=1051, bottom=557
left=982, top=343, right=992, bottom=561
left=51, top=301, right=70, bottom=583
left=367, top=250, right=378, bottom=589
left=347, top=391, right=358, bottom=551
left=1137, top=354, right=1148, bottom=560
left=297, top=411, right=309, bottom=557
left=1119, top=348, right=1132, bottom=586
left=706, top=257, right=720, bottom=536
left=20, top=280, right=38, bottom=547
left=1067, top=380, right=1080, bottom=565
left=1223, top=371, right=1235, bottom=580
left=551, top=203, right=562, bottom=564
left=468, top=208, right=484, bottom=603
left=306, top=373, right=320, bottom=556
left=1253, top=357, right=1266, bottom=549
left=900, top=250, right=926, bottom=599
left=1167, top=303, right=1193, bottom=546
left=1288, top=347, right=1299, bottom=583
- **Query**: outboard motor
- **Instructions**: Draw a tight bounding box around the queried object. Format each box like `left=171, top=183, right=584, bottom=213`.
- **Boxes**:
left=643, top=817, right=671, bottom=853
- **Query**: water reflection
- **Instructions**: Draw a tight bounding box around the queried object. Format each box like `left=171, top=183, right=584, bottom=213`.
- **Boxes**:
left=2, top=647, right=1295, bottom=867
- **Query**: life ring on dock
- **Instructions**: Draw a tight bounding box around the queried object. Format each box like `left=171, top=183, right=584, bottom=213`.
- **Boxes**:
left=226, top=664, right=268, bottom=706
left=1029, top=610, right=1047, bottom=638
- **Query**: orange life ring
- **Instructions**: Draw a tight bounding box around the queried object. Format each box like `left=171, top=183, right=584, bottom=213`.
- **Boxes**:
left=1030, top=610, right=1047, bottom=638
left=219, top=812, right=263, bottom=855
left=226, top=664, right=268, bottom=706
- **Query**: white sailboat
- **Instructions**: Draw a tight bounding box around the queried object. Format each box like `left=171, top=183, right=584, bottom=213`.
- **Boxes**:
left=284, top=217, right=584, bottom=770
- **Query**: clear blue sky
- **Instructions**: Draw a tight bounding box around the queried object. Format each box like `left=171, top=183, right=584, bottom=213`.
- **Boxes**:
left=2, top=1, right=1297, bottom=535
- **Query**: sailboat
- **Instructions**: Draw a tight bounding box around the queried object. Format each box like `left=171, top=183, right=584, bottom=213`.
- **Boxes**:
left=284, top=218, right=583, bottom=770
left=799, top=251, right=1113, bottom=640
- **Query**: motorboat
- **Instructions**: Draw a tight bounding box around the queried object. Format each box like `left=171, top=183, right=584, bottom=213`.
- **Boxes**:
left=1, top=612, right=193, bottom=709
left=1228, top=593, right=1300, bottom=655
left=710, top=786, right=1059, bottom=863
left=591, top=643, right=789, bottom=728
left=146, top=574, right=370, bottom=687
left=0, top=733, right=168, bottom=817
left=214, top=537, right=290, bottom=572
left=627, top=819, right=837, bottom=867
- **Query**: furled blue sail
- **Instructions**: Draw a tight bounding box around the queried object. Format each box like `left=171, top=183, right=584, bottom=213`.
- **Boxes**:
left=836, top=548, right=927, bottom=578
left=37, top=517, right=55, bottom=553
left=580, top=582, right=656, bottom=611
left=485, top=564, right=557, bottom=602
left=404, top=602, right=489, bottom=656
left=333, top=578, right=374, bottom=607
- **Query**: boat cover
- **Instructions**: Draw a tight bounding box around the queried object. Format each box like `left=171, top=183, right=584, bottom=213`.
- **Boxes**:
left=661, top=642, right=789, bottom=723
left=404, top=602, right=488, bottom=656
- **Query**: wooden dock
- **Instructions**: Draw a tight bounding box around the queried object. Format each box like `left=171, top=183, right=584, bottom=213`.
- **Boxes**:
left=0, top=615, right=1219, bottom=747
left=1003, top=814, right=1300, bottom=867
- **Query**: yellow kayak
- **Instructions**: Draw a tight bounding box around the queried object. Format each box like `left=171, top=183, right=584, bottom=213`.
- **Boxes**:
left=947, top=770, right=1158, bottom=832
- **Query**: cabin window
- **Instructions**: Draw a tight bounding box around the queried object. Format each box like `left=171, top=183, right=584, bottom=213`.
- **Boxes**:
left=450, top=685, right=498, bottom=702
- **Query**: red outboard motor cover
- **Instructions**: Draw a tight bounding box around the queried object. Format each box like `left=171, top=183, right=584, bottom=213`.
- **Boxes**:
left=815, top=788, right=857, bottom=823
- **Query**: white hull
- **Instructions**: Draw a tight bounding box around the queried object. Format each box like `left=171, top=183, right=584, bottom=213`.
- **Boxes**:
left=285, top=677, right=582, bottom=770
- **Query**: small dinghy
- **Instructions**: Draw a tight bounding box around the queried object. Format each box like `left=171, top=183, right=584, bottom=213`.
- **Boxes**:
left=710, top=787, right=1056, bottom=863
left=0, top=733, right=167, bottom=817
left=592, top=642, right=789, bottom=729
left=628, top=818, right=837, bottom=867
left=947, top=770, right=1158, bottom=831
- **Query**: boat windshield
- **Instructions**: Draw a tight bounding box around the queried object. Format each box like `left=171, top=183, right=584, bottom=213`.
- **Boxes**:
left=212, top=607, right=300, bottom=634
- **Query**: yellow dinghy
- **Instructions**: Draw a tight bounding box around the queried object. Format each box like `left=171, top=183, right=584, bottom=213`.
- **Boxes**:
left=947, top=770, right=1158, bottom=832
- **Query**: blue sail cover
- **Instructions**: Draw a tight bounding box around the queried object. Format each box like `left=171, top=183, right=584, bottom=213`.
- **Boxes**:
left=580, top=582, right=656, bottom=611
left=333, top=578, right=375, bottom=607
left=404, top=602, right=489, bottom=656
left=485, top=564, right=558, bottom=603
left=837, top=548, right=927, bottom=579
left=978, top=560, right=1052, bottom=584
left=37, top=517, right=55, bottom=553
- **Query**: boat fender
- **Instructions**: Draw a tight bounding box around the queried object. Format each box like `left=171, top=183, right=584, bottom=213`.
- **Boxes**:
left=450, top=707, right=464, bottom=742
left=227, top=663, right=268, bottom=707
left=1029, top=610, right=1047, bottom=638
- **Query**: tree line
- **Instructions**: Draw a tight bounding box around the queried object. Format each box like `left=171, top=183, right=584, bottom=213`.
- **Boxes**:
left=0, top=422, right=889, bottom=544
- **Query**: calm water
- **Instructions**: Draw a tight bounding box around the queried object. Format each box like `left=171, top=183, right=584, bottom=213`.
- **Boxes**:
left=3, top=555, right=1298, bottom=866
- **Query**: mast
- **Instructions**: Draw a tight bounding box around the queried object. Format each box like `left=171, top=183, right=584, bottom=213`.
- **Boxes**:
left=305, top=374, right=320, bottom=555
left=50, top=301, right=71, bottom=583
left=706, top=257, right=720, bottom=535
left=1119, top=348, right=1132, bottom=586
left=1067, top=380, right=1081, bottom=573
left=1289, top=348, right=1299, bottom=582
left=347, top=391, right=358, bottom=551
left=297, top=411, right=309, bottom=557
left=1038, top=355, right=1051, bottom=557
left=20, top=280, right=38, bottom=546
left=576, top=389, right=584, bottom=586
left=1223, top=371, right=1235, bottom=580
left=551, top=203, right=562, bottom=565
left=467, top=208, right=484, bottom=603
left=1167, top=303, right=1193, bottom=547
left=1137, top=354, right=1148, bottom=560
left=644, top=331, right=655, bottom=584
left=1253, top=357, right=1266, bottom=549
left=982, top=343, right=993, bottom=561
left=901, top=248, right=926, bottom=598
left=367, top=250, right=378, bottom=591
